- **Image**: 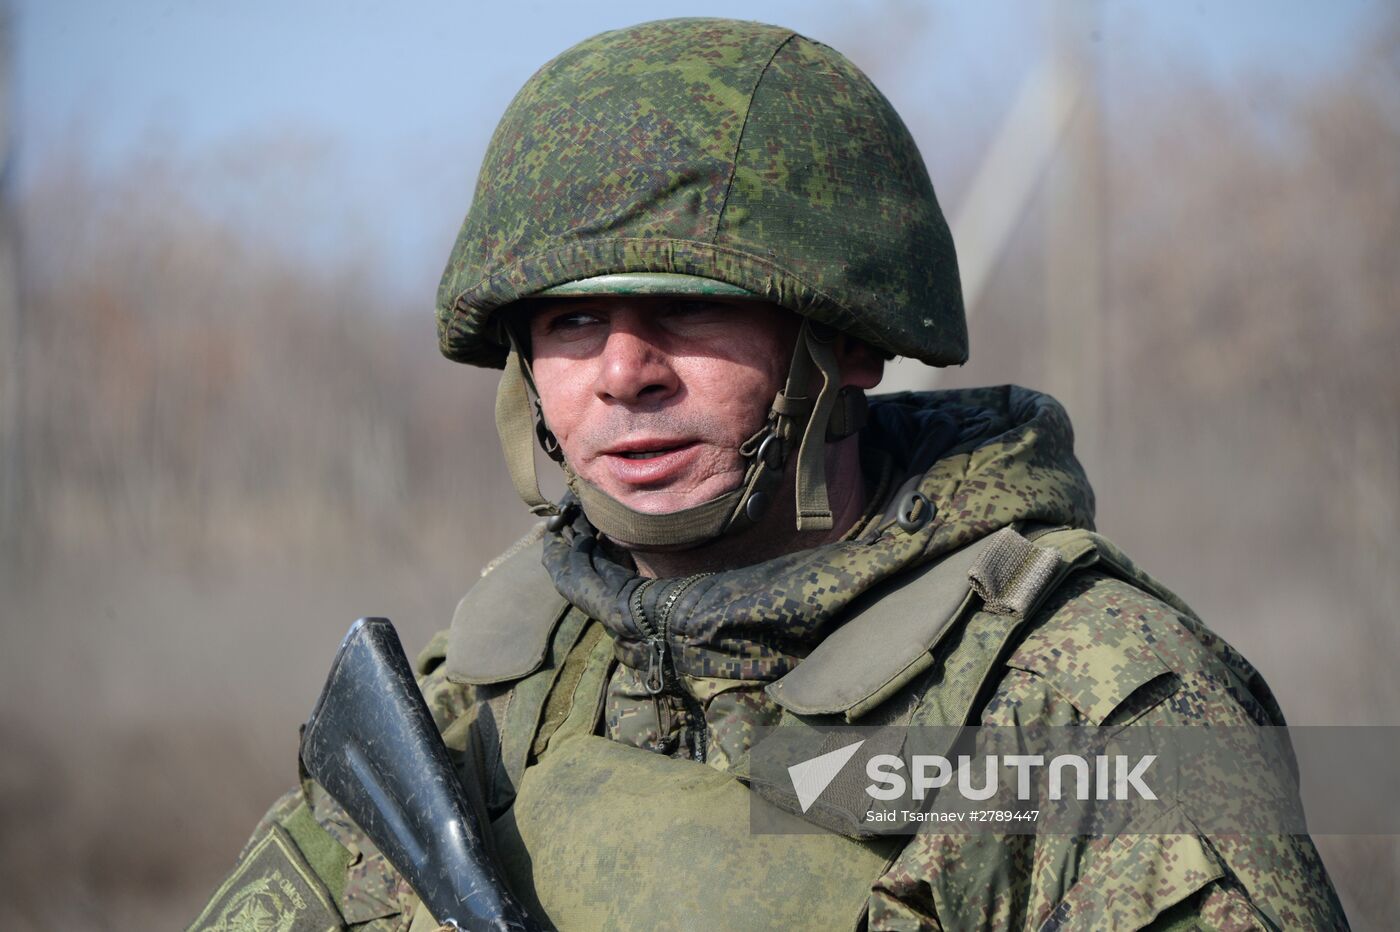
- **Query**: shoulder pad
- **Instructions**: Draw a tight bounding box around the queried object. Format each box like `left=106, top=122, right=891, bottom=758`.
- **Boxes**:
left=1006, top=572, right=1176, bottom=725
left=445, top=533, right=570, bottom=685
left=769, top=527, right=1070, bottom=719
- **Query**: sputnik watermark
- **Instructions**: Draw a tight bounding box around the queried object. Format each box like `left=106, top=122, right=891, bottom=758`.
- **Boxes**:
left=787, top=740, right=1156, bottom=816
left=865, top=752, right=1157, bottom=803
left=755, top=725, right=1400, bottom=836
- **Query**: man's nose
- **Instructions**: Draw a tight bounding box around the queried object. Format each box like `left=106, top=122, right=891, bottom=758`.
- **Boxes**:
left=595, top=323, right=678, bottom=405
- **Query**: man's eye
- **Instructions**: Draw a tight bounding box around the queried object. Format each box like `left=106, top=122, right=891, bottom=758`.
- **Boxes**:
left=545, top=311, right=602, bottom=333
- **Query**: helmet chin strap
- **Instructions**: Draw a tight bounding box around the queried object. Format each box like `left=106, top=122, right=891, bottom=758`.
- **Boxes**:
left=493, top=320, right=866, bottom=549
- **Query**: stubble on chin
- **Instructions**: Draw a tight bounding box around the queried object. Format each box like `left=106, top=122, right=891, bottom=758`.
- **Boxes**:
left=567, top=408, right=757, bottom=513
left=583, top=445, right=748, bottom=513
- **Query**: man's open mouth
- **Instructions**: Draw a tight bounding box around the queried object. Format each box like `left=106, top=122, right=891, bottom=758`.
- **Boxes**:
left=599, top=441, right=701, bottom=485
left=618, top=448, right=684, bottom=460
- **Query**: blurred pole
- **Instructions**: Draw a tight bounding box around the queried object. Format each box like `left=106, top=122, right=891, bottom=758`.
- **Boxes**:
left=0, top=1, right=20, bottom=557
left=952, top=57, right=1078, bottom=327
left=1045, top=0, right=1104, bottom=472
left=880, top=12, right=1084, bottom=396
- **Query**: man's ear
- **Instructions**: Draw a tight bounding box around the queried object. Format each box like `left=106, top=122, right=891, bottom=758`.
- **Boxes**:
left=834, top=336, right=884, bottom=390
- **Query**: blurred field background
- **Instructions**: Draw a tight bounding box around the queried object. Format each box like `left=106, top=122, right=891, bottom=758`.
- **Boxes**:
left=2, top=1, right=1397, bottom=928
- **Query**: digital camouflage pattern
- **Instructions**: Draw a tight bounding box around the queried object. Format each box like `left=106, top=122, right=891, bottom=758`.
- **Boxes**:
left=197, top=387, right=1346, bottom=929
left=196, top=17, right=1344, bottom=930
left=436, top=18, right=967, bottom=369
left=866, top=564, right=1343, bottom=930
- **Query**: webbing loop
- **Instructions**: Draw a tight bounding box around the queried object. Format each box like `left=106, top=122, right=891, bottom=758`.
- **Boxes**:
left=792, top=323, right=840, bottom=531
left=494, top=335, right=560, bottom=517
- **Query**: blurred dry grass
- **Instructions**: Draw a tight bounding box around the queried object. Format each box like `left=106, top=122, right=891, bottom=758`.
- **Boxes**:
left=2, top=15, right=1399, bottom=931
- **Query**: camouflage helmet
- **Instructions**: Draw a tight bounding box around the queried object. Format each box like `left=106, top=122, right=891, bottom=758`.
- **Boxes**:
left=439, top=18, right=966, bottom=548
left=436, top=16, right=966, bottom=368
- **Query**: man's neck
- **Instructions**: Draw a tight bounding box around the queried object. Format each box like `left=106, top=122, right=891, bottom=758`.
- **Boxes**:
left=627, top=436, right=868, bottom=578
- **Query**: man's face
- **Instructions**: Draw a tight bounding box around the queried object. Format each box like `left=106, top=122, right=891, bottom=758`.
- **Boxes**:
left=525, top=296, right=801, bottom=515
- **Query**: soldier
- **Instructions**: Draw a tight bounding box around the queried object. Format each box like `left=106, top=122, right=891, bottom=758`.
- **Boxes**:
left=193, top=17, right=1348, bottom=931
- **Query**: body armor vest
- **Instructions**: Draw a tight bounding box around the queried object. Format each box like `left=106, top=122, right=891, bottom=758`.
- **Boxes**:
left=433, top=526, right=1201, bottom=930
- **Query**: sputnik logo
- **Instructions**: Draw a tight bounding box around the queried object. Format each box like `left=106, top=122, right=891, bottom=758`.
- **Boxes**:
left=787, top=739, right=866, bottom=813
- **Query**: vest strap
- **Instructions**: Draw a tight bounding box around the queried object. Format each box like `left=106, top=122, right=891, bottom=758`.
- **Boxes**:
left=531, top=622, right=608, bottom=760
left=766, top=532, right=1001, bottom=719
left=497, top=607, right=594, bottom=789
left=767, top=526, right=1098, bottom=721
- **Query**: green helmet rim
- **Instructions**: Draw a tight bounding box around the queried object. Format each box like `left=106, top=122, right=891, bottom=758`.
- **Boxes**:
left=534, top=272, right=758, bottom=299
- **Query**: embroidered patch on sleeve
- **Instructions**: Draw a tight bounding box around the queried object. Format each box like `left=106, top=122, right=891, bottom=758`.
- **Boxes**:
left=189, top=823, right=344, bottom=932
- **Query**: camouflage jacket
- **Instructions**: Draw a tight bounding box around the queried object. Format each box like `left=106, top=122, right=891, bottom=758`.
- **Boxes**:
left=193, top=387, right=1347, bottom=931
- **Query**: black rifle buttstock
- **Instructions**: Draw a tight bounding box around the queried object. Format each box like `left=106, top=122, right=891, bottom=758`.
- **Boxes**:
left=300, top=617, right=546, bottom=932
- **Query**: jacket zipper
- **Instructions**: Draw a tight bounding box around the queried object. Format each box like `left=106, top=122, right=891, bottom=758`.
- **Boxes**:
left=630, top=579, right=664, bottom=692
left=629, top=573, right=712, bottom=762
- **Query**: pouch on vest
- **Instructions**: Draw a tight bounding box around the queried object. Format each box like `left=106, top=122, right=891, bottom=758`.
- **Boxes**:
left=489, top=626, right=901, bottom=931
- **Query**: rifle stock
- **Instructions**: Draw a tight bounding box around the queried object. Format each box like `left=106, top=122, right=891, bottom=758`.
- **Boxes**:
left=300, top=617, right=545, bottom=931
